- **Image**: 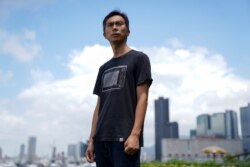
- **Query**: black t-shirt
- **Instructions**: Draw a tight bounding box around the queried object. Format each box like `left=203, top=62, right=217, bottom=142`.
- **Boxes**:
left=93, top=50, right=152, bottom=146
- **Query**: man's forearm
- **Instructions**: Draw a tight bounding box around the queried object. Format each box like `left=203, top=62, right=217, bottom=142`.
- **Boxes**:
left=131, top=82, right=150, bottom=136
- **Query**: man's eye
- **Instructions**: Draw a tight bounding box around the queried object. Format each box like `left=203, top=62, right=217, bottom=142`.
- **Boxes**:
left=106, top=22, right=125, bottom=28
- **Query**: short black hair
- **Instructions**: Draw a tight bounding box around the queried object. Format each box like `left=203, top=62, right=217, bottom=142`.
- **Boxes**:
left=102, top=10, right=130, bottom=33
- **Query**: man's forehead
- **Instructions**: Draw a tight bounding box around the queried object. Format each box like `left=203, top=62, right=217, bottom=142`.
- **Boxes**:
left=106, top=15, right=125, bottom=23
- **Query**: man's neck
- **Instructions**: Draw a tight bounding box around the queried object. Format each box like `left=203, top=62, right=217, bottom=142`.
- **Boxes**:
left=111, top=43, right=131, bottom=58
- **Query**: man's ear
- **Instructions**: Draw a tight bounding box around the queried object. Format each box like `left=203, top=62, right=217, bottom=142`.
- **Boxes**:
left=126, top=30, right=130, bottom=37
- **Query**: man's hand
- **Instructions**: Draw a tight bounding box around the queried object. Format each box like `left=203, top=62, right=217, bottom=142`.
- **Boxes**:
left=85, top=142, right=95, bottom=163
left=124, top=134, right=140, bottom=155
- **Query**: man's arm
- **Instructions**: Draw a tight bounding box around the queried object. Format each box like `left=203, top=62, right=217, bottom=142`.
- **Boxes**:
left=85, top=97, right=100, bottom=162
left=124, top=81, right=150, bottom=155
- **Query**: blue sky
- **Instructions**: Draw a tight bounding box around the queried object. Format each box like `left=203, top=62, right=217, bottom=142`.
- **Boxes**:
left=1, top=0, right=250, bottom=96
left=0, top=0, right=250, bottom=156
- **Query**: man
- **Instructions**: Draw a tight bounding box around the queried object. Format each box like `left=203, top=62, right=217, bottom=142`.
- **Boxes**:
left=85, top=10, right=153, bottom=167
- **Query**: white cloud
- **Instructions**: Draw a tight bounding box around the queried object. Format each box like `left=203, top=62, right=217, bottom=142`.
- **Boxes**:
left=1, top=42, right=250, bottom=156
left=145, top=44, right=250, bottom=138
left=0, top=111, right=25, bottom=129
left=0, top=29, right=42, bottom=62
left=68, top=44, right=112, bottom=75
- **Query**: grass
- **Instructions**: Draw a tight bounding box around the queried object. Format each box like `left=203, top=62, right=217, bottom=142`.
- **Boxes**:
left=140, top=159, right=250, bottom=167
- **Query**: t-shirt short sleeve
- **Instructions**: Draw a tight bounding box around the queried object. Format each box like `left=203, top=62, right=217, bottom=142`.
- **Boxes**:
left=135, top=53, right=153, bottom=87
left=93, top=67, right=103, bottom=96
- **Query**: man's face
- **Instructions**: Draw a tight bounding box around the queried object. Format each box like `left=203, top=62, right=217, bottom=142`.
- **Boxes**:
left=103, top=15, right=129, bottom=43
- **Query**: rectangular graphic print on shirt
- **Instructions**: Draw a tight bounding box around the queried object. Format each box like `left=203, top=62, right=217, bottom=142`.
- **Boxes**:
left=102, top=65, right=127, bottom=92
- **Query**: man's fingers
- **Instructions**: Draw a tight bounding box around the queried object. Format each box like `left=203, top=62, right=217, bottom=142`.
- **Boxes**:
left=85, top=151, right=94, bottom=163
left=124, top=145, right=138, bottom=155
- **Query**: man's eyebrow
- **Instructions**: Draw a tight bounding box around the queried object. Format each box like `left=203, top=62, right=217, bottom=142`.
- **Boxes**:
left=106, top=20, right=124, bottom=23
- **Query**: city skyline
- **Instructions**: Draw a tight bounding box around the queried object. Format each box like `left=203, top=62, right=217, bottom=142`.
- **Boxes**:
left=240, top=103, right=250, bottom=152
left=0, top=99, right=247, bottom=158
left=194, top=110, right=239, bottom=139
left=1, top=0, right=250, bottom=156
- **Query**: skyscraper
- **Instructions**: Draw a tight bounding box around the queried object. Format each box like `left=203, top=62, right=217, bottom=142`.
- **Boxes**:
left=196, top=110, right=239, bottom=139
left=155, top=97, right=179, bottom=161
left=0, top=147, right=2, bottom=160
left=211, top=113, right=226, bottom=138
left=240, top=103, right=250, bottom=152
left=196, top=114, right=211, bottom=137
left=27, top=137, right=37, bottom=164
left=225, top=110, right=239, bottom=139
left=67, top=144, right=77, bottom=162
left=19, top=144, right=25, bottom=162
left=51, top=146, right=56, bottom=163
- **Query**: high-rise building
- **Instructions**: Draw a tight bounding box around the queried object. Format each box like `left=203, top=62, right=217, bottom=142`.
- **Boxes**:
left=0, top=147, right=2, bottom=160
left=190, top=129, right=197, bottom=139
left=155, top=97, right=169, bottom=161
left=19, top=144, right=25, bottom=162
left=68, top=142, right=88, bottom=163
left=75, top=141, right=88, bottom=162
left=51, top=146, right=56, bottom=163
left=67, top=144, right=77, bottom=162
left=196, top=114, right=211, bottom=137
left=196, top=110, right=239, bottom=139
left=211, top=113, right=226, bottom=138
left=27, top=137, right=37, bottom=164
left=154, top=97, right=179, bottom=161
left=240, top=103, right=250, bottom=152
left=165, top=122, right=179, bottom=138
left=80, top=142, right=88, bottom=159
left=225, top=110, right=239, bottom=139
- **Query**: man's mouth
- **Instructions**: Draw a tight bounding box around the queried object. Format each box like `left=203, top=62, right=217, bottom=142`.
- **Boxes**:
left=111, top=33, right=120, bottom=36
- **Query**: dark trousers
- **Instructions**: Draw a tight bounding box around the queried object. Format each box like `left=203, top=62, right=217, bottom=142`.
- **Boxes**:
left=94, top=141, right=140, bottom=167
